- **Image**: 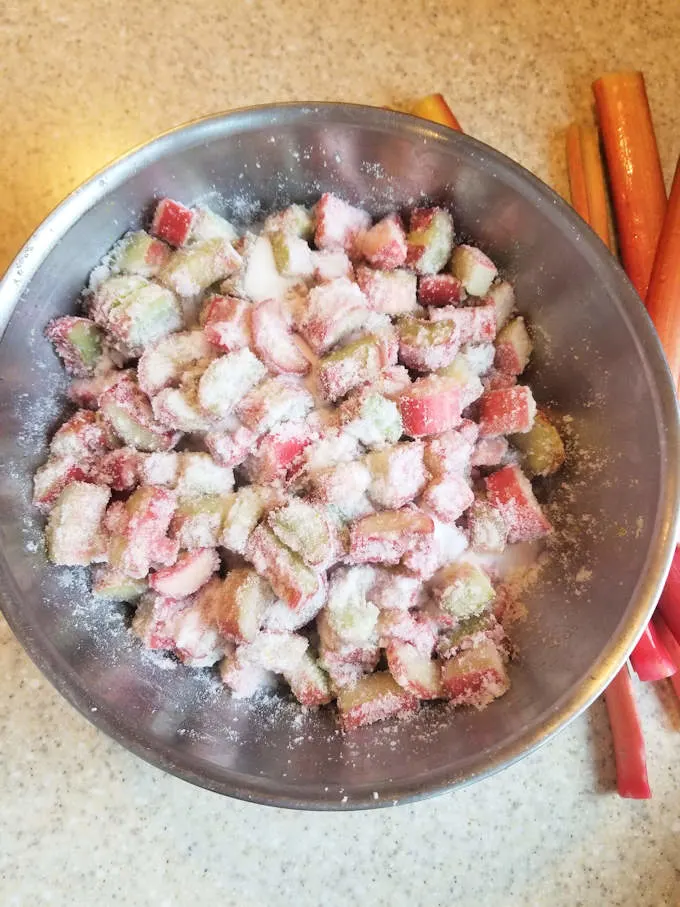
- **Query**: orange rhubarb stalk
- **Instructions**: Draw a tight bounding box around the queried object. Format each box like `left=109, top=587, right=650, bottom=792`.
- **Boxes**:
left=603, top=665, right=651, bottom=799
left=645, top=157, right=680, bottom=389
left=566, top=124, right=612, bottom=249
left=593, top=71, right=667, bottom=299
left=412, top=94, right=462, bottom=132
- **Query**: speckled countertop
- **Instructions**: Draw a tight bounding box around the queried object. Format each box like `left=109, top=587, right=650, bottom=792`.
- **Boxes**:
left=2, top=1, right=680, bottom=904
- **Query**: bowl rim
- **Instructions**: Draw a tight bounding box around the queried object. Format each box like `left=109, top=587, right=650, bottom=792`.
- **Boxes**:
left=1, top=102, right=678, bottom=810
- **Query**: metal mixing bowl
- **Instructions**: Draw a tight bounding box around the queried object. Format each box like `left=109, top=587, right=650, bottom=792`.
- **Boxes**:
left=0, top=104, right=678, bottom=809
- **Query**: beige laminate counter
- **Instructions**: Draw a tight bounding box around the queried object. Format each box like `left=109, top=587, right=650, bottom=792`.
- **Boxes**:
left=2, top=1, right=680, bottom=904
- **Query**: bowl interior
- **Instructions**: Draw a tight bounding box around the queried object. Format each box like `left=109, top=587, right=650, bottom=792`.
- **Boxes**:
left=0, top=105, right=677, bottom=808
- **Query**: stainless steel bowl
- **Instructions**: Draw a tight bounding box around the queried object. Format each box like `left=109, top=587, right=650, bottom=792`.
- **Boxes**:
left=0, top=104, right=678, bottom=809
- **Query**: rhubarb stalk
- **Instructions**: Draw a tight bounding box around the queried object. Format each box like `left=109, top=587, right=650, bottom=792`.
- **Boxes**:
left=593, top=71, right=667, bottom=299
left=412, top=94, right=462, bottom=132
left=628, top=623, right=676, bottom=682
left=566, top=125, right=612, bottom=250
left=658, top=547, right=680, bottom=643
left=645, top=157, right=680, bottom=389
left=603, top=665, right=651, bottom=799
left=652, top=614, right=680, bottom=702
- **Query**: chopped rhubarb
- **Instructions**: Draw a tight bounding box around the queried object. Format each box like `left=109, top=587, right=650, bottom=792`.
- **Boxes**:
left=494, top=316, right=532, bottom=376
left=107, top=485, right=178, bottom=579
left=138, top=330, right=213, bottom=397
left=510, top=410, right=565, bottom=477
left=151, top=198, right=194, bottom=247
left=90, top=274, right=183, bottom=355
left=418, top=274, right=465, bottom=307
left=269, top=498, right=337, bottom=567
left=440, top=639, right=509, bottom=707
left=398, top=317, right=460, bottom=371
left=349, top=507, right=434, bottom=565
left=478, top=385, right=536, bottom=437
left=201, top=569, right=275, bottom=643
left=450, top=245, right=497, bottom=297
left=205, top=423, right=258, bottom=468
left=485, top=464, right=551, bottom=542
left=202, top=294, right=252, bottom=352
left=406, top=207, right=454, bottom=275
left=337, top=671, right=418, bottom=730
left=433, top=561, right=495, bottom=620
left=364, top=441, right=428, bottom=509
left=387, top=641, right=442, bottom=699
left=297, top=278, right=369, bottom=355
left=46, top=482, right=110, bottom=566
left=398, top=374, right=464, bottom=437
left=159, top=238, right=241, bottom=297
left=236, top=375, right=314, bottom=435
left=285, top=652, right=332, bottom=707
left=313, top=193, right=371, bottom=254
left=467, top=501, right=508, bottom=553
left=419, top=474, right=474, bottom=524
left=245, top=524, right=321, bottom=609
left=112, top=230, right=171, bottom=278
left=357, top=214, right=407, bottom=270
left=485, top=281, right=516, bottom=331
left=423, top=421, right=479, bottom=476
left=149, top=548, right=219, bottom=598
left=243, top=421, right=311, bottom=484
left=355, top=266, right=418, bottom=316
left=45, top=316, right=104, bottom=377
left=198, top=348, right=266, bottom=419
left=429, top=302, right=497, bottom=344
left=471, top=436, right=509, bottom=468
left=251, top=297, right=310, bottom=375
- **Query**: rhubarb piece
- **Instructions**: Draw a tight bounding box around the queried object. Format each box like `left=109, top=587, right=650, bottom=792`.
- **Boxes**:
left=419, top=474, right=474, bottom=524
left=398, top=375, right=464, bottom=437
left=485, top=464, right=551, bottom=542
left=202, top=294, right=252, bottom=352
left=100, top=375, right=178, bottom=451
left=485, top=281, right=516, bottom=331
left=467, top=501, right=508, bottom=553
left=111, top=230, right=171, bottom=278
left=368, top=568, right=421, bottom=611
left=323, top=566, right=380, bottom=648
left=377, top=609, right=437, bottom=655
left=151, top=385, right=214, bottom=433
left=364, top=441, right=427, bottom=509
left=297, top=278, right=368, bottom=355
left=418, top=274, right=465, bottom=307
left=264, top=204, right=314, bottom=240
left=45, top=316, right=104, bottom=377
left=349, top=507, right=434, bottom=565
left=220, top=486, right=274, bottom=555
left=645, top=157, right=680, bottom=388
left=46, top=482, right=110, bottom=566
left=189, top=205, right=238, bottom=243
left=312, top=249, right=353, bottom=282
left=107, top=486, right=178, bottom=579
left=603, top=665, right=651, bottom=799
left=355, top=266, right=418, bottom=316
left=236, top=375, right=314, bottom=435
left=49, top=410, right=110, bottom=459
left=172, top=604, right=225, bottom=668
left=406, top=207, right=454, bottom=275
left=400, top=516, right=468, bottom=581
left=387, top=641, right=442, bottom=699
left=478, top=385, right=536, bottom=437
left=131, top=593, right=189, bottom=651
left=239, top=630, right=309, bottom=675
left=440, top=639, right=509, bottom=707
left=285, top=652, right=332, bottom=707
left=151, top=198, right=194, bottom=247
left=205, top=424, right=258, bottom=469
left=398, top=316, right=460, bottom=371
left=471, top=436, right=509, bottom=468
left=245, top=524, right=321, bottom=609
left=411, top=94, right=462, bottom=131
left=593, top=71, right=666, bottom=298
left=171, top=495, right=227, bottom=549
left=423, top=421, right=479, bottom=476
left=318, top=333, right=393, bottom=403
left=138, top=330, right=213, bottom=397
left=90, top=275, right=183, bottom=355
left=357, top=214, right=407, bottom=270
left=201, top=569, right=275, bottom=643
left=429, top=302, right=497, bottom=344
left=251, top=298, right=310, bottom=375
left=628, top=624, right=676, bottom=682
left=313, top=193, right=371, bottom=253
left=367, top=364, right=412, bottom=399
left=95, top=447, right=143, bottom=491
left=92, top=566, right=147, bottom=601
left=149, top=548, right=219, bottom=598
left=435, top=356, right=484, bottom=408
left=450, top=245, right=497, bottom=297
left=269, top=230, right=314, bottom=278
left=337, top=671, right=418, bottom=730
left=432, top=561, right=495, bottom=620
left=197, top=348, right=266, bottom=419
left=159, top=238, right=241, bottom=297
left=33, top=457, right=93, bottom=512
left=494, top=316, right=532, bottom=376
left=269, top=498, right=336, bottom=567
left=510, top=410, right=565, bottom=477
left=219, top=650, right=277, bottom=698
left=436, top=612, right=505, bottom=660
left=243, top=421, right=311, bottom=484
left=67, top=369, right=130, bottom=410
left=339, top=389, right=403, bottom=450
left=308, top=460, right=373, bottom=520
left=458, top=342, right=496, bottom=377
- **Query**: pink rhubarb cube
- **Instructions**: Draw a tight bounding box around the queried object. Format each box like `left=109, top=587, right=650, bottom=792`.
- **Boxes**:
left=485, top=464, right=551, bottom=542
left=429, top=302, right=497, bottom=344
left=151, top=198, right=194, bottom=247
left=419, top=474, right=474, bottom=524
left=478, top=385, right=536, bottom=437
left=349, top=507, right=434, bottom=565
left=418, top=274, right=465, bottom=307
left=398, top=375, right=464, bottom=437
left=313, top=193, right=371, bottom=254
left=355, top=266, right=418, bottom=317
left=357, top=214, right=407, bottom=270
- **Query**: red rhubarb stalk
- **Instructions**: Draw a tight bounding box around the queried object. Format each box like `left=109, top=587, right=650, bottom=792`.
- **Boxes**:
left=603, top=665, right=651, bottom=799
left=652, top=614, right=680, bottom=702
left=628, top=623, right=676, bottom=682
left=593, top=71, right=667, bottom=300
left=658, top=547, right=680, bottom=643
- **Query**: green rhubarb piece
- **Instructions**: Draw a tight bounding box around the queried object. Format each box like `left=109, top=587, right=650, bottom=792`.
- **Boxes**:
left=347, top=392, right=402, bottom=449
left=436, top=562, right=495, bottom=620
left=510, top=411, right=565, bottom=477
left=398, top=317, right=456, bottom=348
left=92, top=567, right=147, bottom=601
left=269, top=499, right=331, bottom=566
left=66, top=320, right=103, bottom=371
